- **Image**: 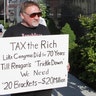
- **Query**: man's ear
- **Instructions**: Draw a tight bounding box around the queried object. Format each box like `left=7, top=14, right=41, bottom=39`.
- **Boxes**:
left=20, top=13, right=24, bottom=19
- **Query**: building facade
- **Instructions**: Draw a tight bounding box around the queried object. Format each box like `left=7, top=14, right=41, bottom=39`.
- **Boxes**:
left=45, top=0, right=96, bottom=37
left=46, top=0, right=96, bottom=18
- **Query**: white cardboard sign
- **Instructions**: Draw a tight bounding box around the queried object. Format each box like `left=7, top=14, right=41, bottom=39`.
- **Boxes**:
left=0, top=35, right=69, bottom=95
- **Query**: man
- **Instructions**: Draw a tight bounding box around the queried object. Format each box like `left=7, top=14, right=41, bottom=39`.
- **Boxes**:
left=3, top=1, right=49, bottom=37
left=3, top=1, right=52, bottom=96
left=3, top=1, right=70, bottom=96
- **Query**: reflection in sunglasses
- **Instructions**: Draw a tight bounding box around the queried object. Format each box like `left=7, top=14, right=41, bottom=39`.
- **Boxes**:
left=24, top=12, right=42, bottom=18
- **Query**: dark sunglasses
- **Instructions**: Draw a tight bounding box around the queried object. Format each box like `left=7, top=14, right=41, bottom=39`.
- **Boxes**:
left=24, top=12, right=42, bottom=18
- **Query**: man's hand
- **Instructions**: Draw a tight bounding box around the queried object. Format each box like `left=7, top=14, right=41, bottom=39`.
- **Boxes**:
left=67, top=63, right=70, bottom=72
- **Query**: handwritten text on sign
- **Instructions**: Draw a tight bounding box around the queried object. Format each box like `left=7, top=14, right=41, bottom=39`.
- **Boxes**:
left=0, top=35, right=69, bottom=95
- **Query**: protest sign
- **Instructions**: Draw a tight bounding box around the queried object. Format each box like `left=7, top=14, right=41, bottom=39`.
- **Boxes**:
left=0, top=35, right=69, bottom=95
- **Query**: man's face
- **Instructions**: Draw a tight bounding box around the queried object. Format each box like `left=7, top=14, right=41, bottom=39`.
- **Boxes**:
left=21, top=5, right=42, bottom=27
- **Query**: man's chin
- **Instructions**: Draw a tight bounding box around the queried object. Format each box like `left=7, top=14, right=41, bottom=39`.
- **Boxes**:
left=32, top=23, right=39, bottom=27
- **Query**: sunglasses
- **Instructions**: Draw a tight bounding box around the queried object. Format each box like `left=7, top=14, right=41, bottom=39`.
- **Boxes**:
left=24, top=12, right=42, bottom=18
